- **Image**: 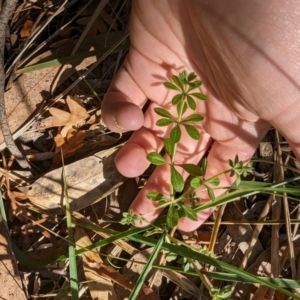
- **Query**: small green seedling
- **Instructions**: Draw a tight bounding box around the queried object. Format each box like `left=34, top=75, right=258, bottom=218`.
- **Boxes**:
left=211, top=285, right=232, bottom=300
left=145, top=70, right=252, bottom=228
left=121, top=70, right=252, bottom=228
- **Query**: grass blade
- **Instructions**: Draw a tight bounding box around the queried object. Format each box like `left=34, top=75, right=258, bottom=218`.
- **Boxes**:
left=128, top=234, right=300, bottom=299
left=195, top=175, right=300, bottom=213
left=51, top=218, right=300, bottom=298
left=16, top=45, right=128, bottom=74
left=149, top=264, right=300, bottom=289
left=63, top=167, right=79, bottom=300
left=128, top=228, right=167, bottom=299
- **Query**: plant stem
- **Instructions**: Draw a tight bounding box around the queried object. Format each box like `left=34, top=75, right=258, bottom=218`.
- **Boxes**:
left=188, top=258, right=213, bottom=292
left=170, top=100, right=185, bottom=201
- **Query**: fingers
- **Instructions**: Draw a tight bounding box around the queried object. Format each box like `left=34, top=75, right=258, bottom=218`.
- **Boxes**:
left=177, top=119, right=271, bottom=232
left=115, top=127, right=164, bottom=177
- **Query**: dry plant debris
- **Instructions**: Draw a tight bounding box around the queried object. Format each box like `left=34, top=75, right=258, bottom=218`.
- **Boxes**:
left=0, top=213, right=27, bottom=300
left=0, top=1, right=300, bottom=300
left=42, top=95, right=90, bottom=136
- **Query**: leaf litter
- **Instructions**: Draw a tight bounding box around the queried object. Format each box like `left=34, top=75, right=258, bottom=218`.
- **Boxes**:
left=0, top=1, right=300, bottom=300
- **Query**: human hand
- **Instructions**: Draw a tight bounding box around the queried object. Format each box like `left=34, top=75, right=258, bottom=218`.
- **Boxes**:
left=102, top=0, right=300, bottom=232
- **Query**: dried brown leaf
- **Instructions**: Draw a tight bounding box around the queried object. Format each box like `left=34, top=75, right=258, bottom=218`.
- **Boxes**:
left=53, top=129, right=86, bottom=163
left=43, top=95, right=89, bottom=137
left=18, top=147, right=125, bottom=213
left=20, top=19, right=33, bottom=38
left=75, top=227, right=117, bottom=300
left=87, top=109, right=102, bottom=125
left=88, top=262, right=133, bottom=290
left=88, top=262, right=159, bottom=300
left=10, top=190, right=28, bottom=201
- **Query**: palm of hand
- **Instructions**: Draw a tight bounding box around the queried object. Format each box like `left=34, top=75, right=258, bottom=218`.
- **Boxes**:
left=103, top=1, right=300, bottom=231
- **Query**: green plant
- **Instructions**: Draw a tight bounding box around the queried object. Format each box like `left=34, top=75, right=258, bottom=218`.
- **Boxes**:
left=144, top=70, right=252, bottom=228
left=211, top=285, right=232, bottom=300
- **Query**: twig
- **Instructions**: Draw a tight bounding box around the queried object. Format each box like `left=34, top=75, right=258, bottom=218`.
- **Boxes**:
left=0, top=0, right=30, bottom=168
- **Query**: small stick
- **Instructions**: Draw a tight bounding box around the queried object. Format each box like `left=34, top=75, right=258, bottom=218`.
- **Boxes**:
left=0, top=0, right=30, bottom=168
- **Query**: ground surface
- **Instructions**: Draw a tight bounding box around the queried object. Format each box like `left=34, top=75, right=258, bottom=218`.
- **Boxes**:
left=0, top=1, right=300, bottom=299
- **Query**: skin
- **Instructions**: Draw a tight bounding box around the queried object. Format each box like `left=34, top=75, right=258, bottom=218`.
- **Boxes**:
left=102, top=0, right=300, bottom=232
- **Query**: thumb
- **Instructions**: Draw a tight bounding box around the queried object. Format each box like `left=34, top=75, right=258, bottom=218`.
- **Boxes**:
left=102, top=62, right=146, bottom=133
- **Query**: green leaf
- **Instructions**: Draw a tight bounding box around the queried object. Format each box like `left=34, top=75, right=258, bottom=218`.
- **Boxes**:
left=170, top=124, right=181, bottom=143
left=167, top=205, right=179, bottom=228
left=182, top=205, right=197, bottom=221
left=207, top=187, right=215, bottom=200
left=120, top=217, right=129, bottom=225
left=206, top=177, right=220, bottom=186
left=184, top=124, right=200, bottom=140
left=183, top=262, right=191, bottom=272
left=180, top=164, right=203, bottom=176
left=189, top=96, right=199, bottom=111
left=146, top=191, right=165, bottom=201
left=172, top=75, right=184, bottom=91
left=184, top=114, right=204, bottom=122
left=234, top=154, right=239, bottom=165
left=158, top=200, right=167, bottom=206
left=171, top=166, right=184, bottom=193
left=186, top=95, right=196, bottom=110
left=163, top=82, right=180, bottom=91
left=166, top=253, right=178, bottom=262
left=190, top=92, right=208, bottom=101
left=154, top=107, right=174, bottom=119
left=177, top=257, right=187, bottom=264
left=219, top=286, right=232, bottom=299
left=235, top=175, right=241, bottom=186
left=164, top=138, right=175, bottom=156
left=190, top=177, right=202, bottom=188
left=228, top=158, right=234, bottom=168
left=187, top=72, right=197, bottom=82
left=187, top=80, right=202, bottom=89
left=147, top=152, right=167, bottom=165
left=172, top=94, right=184, bottom=105
left=179, top=70, right=188, bottom=82
left=156, top=118, right=174, bottom=126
